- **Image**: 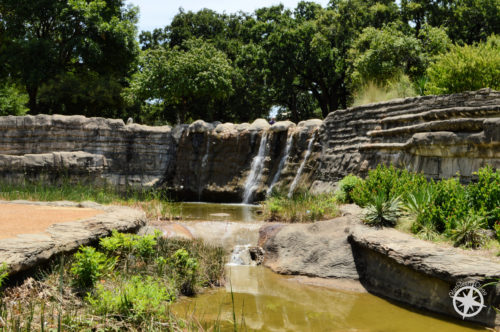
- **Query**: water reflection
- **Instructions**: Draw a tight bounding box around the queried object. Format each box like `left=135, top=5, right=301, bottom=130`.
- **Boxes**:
left=173, top=266, right=486, bottom=332
left=177, top=202, right=264, bottom=222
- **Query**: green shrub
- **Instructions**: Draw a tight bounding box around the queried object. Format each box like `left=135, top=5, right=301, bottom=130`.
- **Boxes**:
left=495, top=223, right=500, bottom=242
left=336, top=174, right=364, bottom=203
left=467, top=166, right=500, bottom=228
left=363, top=193, right=402, bottom=227
left=425, top=34, right=500, bottom=94
left=351, top=164, right=427, bottom=207
left=0, top=82, right=29, bottom=116
left=71, top=246, right=114, bottom=289
left=169, top=249, right=199, bottom=296
left=420, top=178, right=468, bottom=233
left=0, top=263, right=8, bottom=289
left=449, top=213, right=488, bottom=248
left=100, top=231, right=158, bottom=259
left=87, top=276, right=175, bottom=321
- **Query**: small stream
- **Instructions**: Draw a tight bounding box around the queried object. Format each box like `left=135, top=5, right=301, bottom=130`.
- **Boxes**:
left=170, top=203, right=486, bottom=332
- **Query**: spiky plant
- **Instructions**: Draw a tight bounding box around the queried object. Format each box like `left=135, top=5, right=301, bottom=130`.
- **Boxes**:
left=449, top=213, right=487, bottom=248
left=403, top=186, right=434, bottom=219
left=363, top=193, right=402, bottom=227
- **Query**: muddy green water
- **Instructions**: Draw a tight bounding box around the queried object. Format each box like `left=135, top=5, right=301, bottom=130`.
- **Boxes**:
left=173, top=266, right=486, bottom=332
left=176, top=202, right=264, bottom=222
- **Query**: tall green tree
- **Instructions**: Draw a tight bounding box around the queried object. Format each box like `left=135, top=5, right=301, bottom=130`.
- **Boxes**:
left=401, top=0, right=500, bottom=44
left=0, top=0, right=139, bottom=115
left=125, top=39, right=235, bottom=123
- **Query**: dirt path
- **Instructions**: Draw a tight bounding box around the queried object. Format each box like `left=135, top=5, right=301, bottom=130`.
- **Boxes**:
left=0, top=203, right=103, bottom=239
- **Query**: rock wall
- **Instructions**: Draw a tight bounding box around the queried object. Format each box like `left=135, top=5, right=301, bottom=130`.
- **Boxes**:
left=0, top=89, right=498, bottom=201
left=314, top=88, right=500, bottom=191
left=0, top=115, right=176, bottom=187
left=259, top=208, right=500, bottom=328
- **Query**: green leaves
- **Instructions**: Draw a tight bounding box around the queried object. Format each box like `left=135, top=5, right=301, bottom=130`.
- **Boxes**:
left=126, top=39, right=234, bottom=122
left=363, top=193, right=402, bottom=227
left=70, top=246, right=115, bottom=289
left=425, top=35, right=500, bottom=94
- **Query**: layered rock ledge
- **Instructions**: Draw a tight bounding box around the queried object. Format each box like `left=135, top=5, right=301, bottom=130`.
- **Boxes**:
left=258, top=208, right=500, bottom=328
left=0, top=200, right=146, bottom=275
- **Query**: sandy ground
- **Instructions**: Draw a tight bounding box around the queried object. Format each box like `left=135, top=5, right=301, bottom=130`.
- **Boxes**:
left=0, top=203, right=103, bottom=240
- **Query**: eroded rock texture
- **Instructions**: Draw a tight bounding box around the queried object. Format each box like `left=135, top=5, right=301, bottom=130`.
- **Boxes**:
left=0, top=89, right=498, bottom=201
left=314, top=88, right=500, bottom=190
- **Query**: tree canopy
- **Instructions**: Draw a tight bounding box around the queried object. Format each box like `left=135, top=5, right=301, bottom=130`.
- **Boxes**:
left=0, top=0, right=499, bottom=123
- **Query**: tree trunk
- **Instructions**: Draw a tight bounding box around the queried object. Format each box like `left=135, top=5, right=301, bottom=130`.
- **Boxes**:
left=27, top=85, right=38, bottom=113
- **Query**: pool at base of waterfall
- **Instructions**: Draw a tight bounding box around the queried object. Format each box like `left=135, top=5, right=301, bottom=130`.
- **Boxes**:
left=174, top=202, right=265, bottom=222
left=172, top=265, right=486, bottom=332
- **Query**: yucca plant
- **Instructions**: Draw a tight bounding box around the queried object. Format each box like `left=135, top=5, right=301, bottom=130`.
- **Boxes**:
left=403, top=186, right=434, bottom=218
left=449, top=213, right=487, bottom=248
left=363, top=193, right=402, bottom=227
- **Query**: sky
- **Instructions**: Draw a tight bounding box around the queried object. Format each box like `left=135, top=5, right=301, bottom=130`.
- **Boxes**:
left=126, top=0, right=330, bottom=32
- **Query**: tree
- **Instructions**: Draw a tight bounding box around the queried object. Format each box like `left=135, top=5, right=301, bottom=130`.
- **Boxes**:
left=349, top=23, right=451, bottom=87
left=0, top=81, right=29, bottom=115
left=425, top=34, right=500, bottom=94
left=126, top=39, right=235, bottom=123
left=401, top=0, right=500, bottom=44
left=0, top=0, right=139, bottom=115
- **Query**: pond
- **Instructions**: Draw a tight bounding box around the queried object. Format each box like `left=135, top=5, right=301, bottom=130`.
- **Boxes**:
left=175, top=202, right=265, bottom=222
left=172, top=265, right=486, bottom=332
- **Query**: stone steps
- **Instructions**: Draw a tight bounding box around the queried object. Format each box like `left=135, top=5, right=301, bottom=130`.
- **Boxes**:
left=381, top=105, right=500, bottom=127
left=368, top=118, right=486, bottom=139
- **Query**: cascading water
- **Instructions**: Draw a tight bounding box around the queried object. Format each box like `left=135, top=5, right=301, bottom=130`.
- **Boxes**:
left=201, top=136, right=210, bottom=169
left=198, top=135, right=211, bottom=200
left=242, top=132, right=269, bottom=203
left=266, top=132, right=294, bottom=196
left=227, top=244, right=255, bottom=266
left=287, top=131, right=316, bottom=198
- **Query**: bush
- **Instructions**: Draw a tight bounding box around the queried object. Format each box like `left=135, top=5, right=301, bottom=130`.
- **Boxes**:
left=449, top=213, right=488, bottom=248
left=0, top=82, right=28, bottom=116
left=0, top=263, right=8, bottom=289
left=467, top=166, right=500, bottom=228
left=100, top=230, right=158, bottom=259
left=70, top=246, right=114, bottom=289
left=363, top=193, right=402, bottom=227
left=335, top=175, right=364, bottom=203
left=87, top=276, right=175, bottom=321
left=351, top=164, right=427, bottom=207
left=425, top=34, right=500, bottom=94
left=419, top=178, right=468, bottom=233
left=169, top=249, right=199, bottom=296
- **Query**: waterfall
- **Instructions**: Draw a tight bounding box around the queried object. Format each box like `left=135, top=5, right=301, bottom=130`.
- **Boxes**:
left=198, top=135, right=211, bottom=200
left=227, top=245, right=254, bottom=266
left=266, top=132, right=294, bottom=196
left=201, top=136, right=210, bottom=169
left=287, top=131, right=316, bottom=198
left=242, top=132, right=268, bottom=203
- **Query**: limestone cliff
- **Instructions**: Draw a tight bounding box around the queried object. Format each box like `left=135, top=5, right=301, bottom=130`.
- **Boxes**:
left=313, top=88, right=500, bottom=192
left=0, top=89, right=498, bottom=202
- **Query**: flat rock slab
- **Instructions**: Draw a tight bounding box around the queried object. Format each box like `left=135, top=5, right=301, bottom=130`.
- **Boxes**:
left=349, top=226, right=500, bottom=282
left=0, top=200, right=146, bottom=275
